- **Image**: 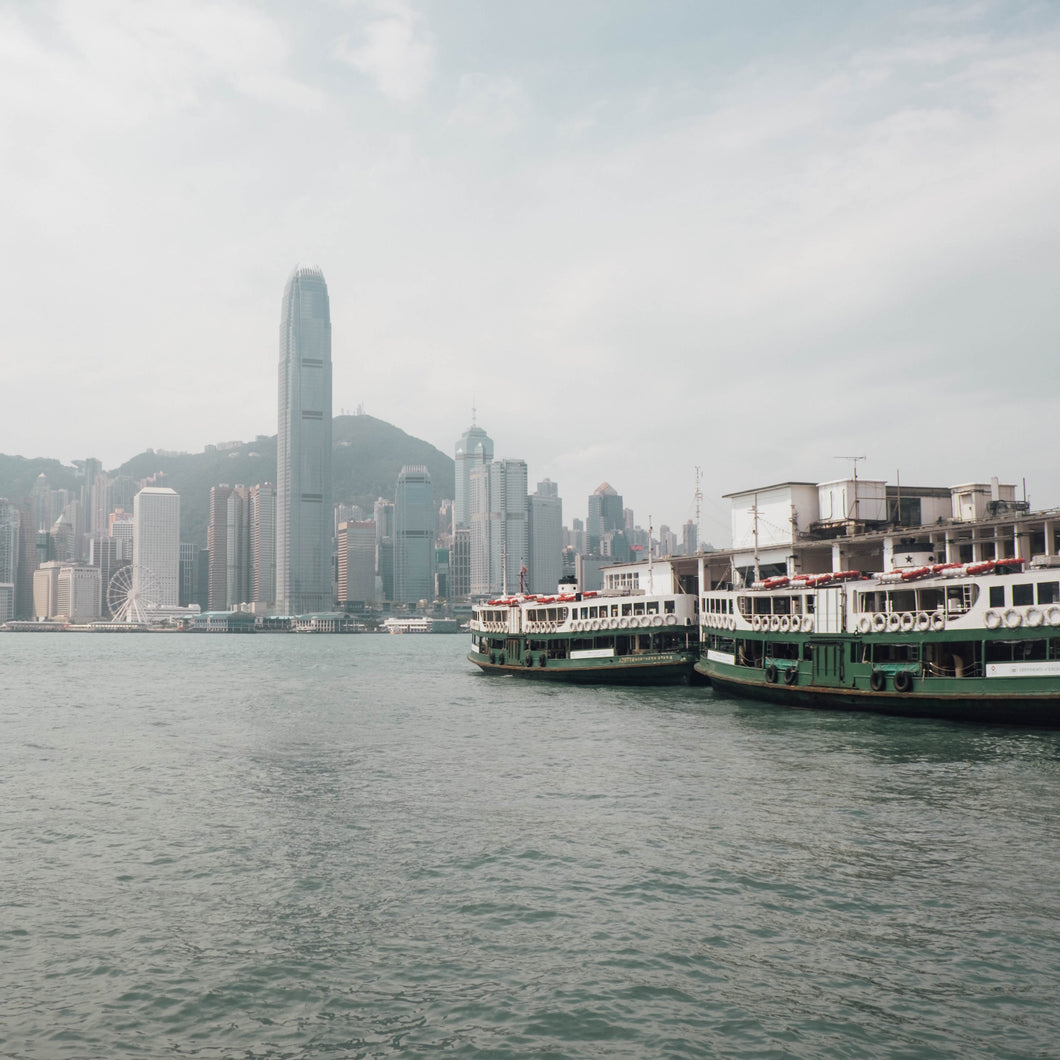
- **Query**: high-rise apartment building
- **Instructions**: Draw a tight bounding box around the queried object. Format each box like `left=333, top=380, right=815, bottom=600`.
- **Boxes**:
left=454, top=419, right=494, bottom=529
left=529, top=479, right=563, bottom=594
left=394, top=466, right=435, bottom=605
left=276, top=265, right=333, bottom=614
left=133, top=487, right=180, bottom=607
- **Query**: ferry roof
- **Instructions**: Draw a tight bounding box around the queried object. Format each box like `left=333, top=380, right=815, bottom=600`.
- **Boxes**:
left=722, top=482, right=818, bottom=498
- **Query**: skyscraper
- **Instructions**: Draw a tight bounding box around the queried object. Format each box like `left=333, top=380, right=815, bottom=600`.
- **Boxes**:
left=587, top=482, right=624, bottom=554
left=528, top=479, right=563, bottom=594
left=454, top=418, right=494, bottom=529
left=276, top=265, right=333, bottom=614
left=469, top=459, right=528, bottom=596
left=394, top=466, right=435, bottom=605
left=132, top=487, right=180, bottom=607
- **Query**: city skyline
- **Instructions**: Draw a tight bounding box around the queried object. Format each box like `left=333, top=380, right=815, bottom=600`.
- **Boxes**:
left=4, top=2, right=1058, bottom=550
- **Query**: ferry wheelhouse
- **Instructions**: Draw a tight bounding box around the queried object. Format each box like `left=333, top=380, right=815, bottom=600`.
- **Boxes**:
left=468, top=565, right=699, bottom=684
left=697, top=557, right=1060, bottom=724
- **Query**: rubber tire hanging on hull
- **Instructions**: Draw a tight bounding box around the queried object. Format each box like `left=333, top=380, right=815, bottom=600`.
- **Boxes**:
left=894, top=670, right=913, bottom=694
left=870, top=669, right=886, bottom=692
left=783, top=666, right=798, bottom=686
left=765, top=664, right=778, bottom=684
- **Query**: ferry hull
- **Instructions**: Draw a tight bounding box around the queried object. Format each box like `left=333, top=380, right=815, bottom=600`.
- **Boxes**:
left=470, top=651, right=699, bottom=685
left=697, top=663, right=1060, bottom=726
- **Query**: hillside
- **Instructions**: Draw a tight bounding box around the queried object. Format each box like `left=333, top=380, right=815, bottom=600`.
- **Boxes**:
left=1, top=415, right=455, bottom=547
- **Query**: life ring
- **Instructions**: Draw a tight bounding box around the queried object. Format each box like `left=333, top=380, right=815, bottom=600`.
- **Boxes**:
left=900, top=613, right=915, bottom=632
left=872, top=613, right=887, bottom=633
left=1026, top=608, right=1044, bottom=628
left=769, top=616, right=780, bottom=632
left=783, top=666, right=798, bottom=686
left=751, top=615, right=760, bottom=631
left=984, top=610, right=1001, bottom=630
left=869, top=669, right=885, bottom=692
left=729, top=616, right=737, bottom=631
left=619, top=617, right=629, bottom=629
left=652, top=615, right=663, bottom=627
left=665, top=615, right=676, bottom=626
left=779, top=615, right=791, bottom=633
left=802, top=616, right=813, bottom=633
left=894, top=670, right=913, bottom=694
left=590, top=619, right=599, bottom=630
left=1047, top=606, right=1060, bottom=627
left=765, top=663, right=778, bottom=684
left=1003, top=609, right=1022, bottom=629
left=931, top=611, right=945, bottom=631
left=916, top=612, right=931, bottom=632
left=858, top=615, right=872, bottom=634
left=886, top=613, right=901, bottom=632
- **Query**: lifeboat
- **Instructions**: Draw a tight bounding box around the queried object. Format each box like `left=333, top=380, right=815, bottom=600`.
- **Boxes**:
left=900, top=566, right=932, bottom=582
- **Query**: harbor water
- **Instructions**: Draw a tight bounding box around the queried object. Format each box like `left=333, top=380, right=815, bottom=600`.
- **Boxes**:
left=2, top=633, right=1059, bottom=1059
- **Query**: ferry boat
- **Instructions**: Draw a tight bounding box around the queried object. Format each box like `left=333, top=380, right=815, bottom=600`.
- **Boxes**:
left=468, top=567, right=699, bottom=684
left=697, top=556, right=1060, bottom=724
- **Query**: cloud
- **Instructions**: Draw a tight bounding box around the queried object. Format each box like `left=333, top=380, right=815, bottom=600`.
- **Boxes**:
left=335, top=1, right=435, bottom=103
left=446, top=73, right=531, bottom=136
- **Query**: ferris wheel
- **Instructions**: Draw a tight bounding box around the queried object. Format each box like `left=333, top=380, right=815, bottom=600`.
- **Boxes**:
left=107, top=565, right=161, bottom=623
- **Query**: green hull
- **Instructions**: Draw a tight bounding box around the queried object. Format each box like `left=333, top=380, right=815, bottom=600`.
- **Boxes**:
left=470, top=649, right=699, bottom=685
left=697, top=640, right=1060, bottom=726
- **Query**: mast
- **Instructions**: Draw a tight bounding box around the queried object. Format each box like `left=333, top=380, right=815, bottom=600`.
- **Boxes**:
left=648, top=515, right=654, bottom=595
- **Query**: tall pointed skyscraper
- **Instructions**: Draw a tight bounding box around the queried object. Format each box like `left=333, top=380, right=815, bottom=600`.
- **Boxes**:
left=276, top=265, right=333, bottom=615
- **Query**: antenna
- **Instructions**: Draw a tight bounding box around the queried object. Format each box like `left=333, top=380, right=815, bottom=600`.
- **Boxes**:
left=835, top=455, right=866, bottom=521
left=648, top=515, right=654, bottom=595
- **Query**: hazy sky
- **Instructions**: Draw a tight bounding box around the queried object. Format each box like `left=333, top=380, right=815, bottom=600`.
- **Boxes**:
left=4, top=0, right=1059, bottom=545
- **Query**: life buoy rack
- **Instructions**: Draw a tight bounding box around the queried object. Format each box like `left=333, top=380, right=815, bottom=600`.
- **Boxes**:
left=764, top=663, right=778, bottom=684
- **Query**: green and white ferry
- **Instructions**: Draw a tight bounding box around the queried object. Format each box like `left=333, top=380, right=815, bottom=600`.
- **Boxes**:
left=468, top=565, right=699, bottom=684
left=697, top=556, right=1060, bottom=724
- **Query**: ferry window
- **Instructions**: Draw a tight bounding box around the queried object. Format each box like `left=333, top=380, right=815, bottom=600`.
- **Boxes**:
left=664, top=601, right=675, bottom=614
left=890, top=590, right=916, bottom=613
left=1037, top=582, right=1059, bottom=605
left=989, top=586, right=1005, bottom=608
left=633, top=602, right=645, bottom=615
left=917, top=588, right=942, bottom=611
left=774, top=597, right=791, bottom=615
left=647, top=601, right=659, bottom=614
left=621, top=603, right=632, bottom=616
left=1013, top=584, right=1033, bottom=606
left=985, top=638, right=1047, bottom=662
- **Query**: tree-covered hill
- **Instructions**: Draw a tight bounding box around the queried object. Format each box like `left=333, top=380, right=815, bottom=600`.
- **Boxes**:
left=1, top=414, right=455, bottom=547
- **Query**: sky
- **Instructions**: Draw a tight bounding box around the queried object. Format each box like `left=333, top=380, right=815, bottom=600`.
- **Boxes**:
left=3, top=0, right=1059, bottom=546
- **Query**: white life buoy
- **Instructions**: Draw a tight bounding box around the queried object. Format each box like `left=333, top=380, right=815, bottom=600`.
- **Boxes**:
left=916, top=612, right=931, bottom=632
left=983, top=610, right=1001, bottom=630
left=769, top=616, right=779, bottom=632
left=858, top=615, right=871, bottom=634
left=900, top=613, right=915, bottom=632
left=872, top=613, right=887, bottom=633
left=1026, top=608, right=1044, bottom=628
left=653, top=615, right=663, bottom=627
left=665, top=614, right=676, bottom=626
left=619, top=617, right=629, bottom=629
left=1047, top=606, right=1060, bottom=627
left=931, top=611, right=945, bottom=631
left=779, top=615, right=790, bottom=633
left=751, top=615, right=760, bottom=631
left=802, top=615, right=813, bottom=633
left=1003, top=609, right=1022, bottom=629
left=886, top=613, right=901, bottom=632
left=728, top=616, right=736, bottom=631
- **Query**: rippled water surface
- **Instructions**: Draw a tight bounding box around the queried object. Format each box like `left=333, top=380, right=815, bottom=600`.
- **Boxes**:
left=2, top=633, right=1059, bottom=1059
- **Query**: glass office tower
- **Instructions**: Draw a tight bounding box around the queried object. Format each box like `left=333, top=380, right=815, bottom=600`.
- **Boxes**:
left=277, top=265, right=333, bottom=615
